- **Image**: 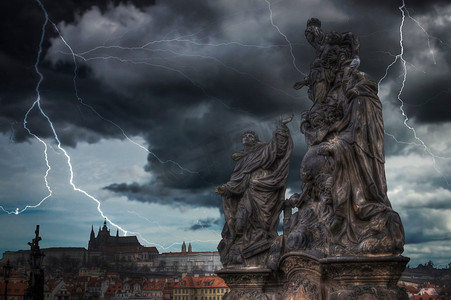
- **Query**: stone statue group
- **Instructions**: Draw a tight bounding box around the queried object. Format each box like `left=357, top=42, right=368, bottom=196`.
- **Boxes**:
left=215, top=18, right=405, bottom=270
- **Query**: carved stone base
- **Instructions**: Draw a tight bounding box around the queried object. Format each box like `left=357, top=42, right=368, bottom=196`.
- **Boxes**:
left=280, top=251, right=409, bottom=300
left=216, top=267, right=282, bottom=300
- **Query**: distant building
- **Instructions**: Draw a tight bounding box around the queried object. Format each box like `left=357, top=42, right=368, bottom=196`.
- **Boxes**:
left=1, top=221, right=221, bottom=276
left=88, top=220, right=159, bottom=264
left=0, top=272, right=28, bottom=300
left=173, top=275, right=229, bottom=300
left=156, top=249, right=221, bottom=274
left=44, top=279, right=71, bottom=300
left=2, top=247, right=86, bottom=269
left=141, top=278, right=174, bottom=299
left=89, top=220, right=141, bottom=251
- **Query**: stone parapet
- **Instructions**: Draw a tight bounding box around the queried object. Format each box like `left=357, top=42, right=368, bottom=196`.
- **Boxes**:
left=217, top=267, right=282, bottom=300
left=280, top=252, right=409, bottom=300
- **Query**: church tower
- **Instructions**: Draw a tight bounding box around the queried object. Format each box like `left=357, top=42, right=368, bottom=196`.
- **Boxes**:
left=90, top=225, right=95, bottom=240
left=181, top=241, right=186, bottom=253
left=88, top=225, right=96, bottom=250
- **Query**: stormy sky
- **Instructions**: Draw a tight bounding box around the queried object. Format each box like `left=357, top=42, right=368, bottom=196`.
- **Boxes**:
left=0, top=0, right=450, bottom=267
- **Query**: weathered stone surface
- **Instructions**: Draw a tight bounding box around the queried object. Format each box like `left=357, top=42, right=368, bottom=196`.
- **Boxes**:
left=287, top=17, right=405, bottom=256
left=280, top=252, right=409, bottom=300
left=216, top=116, right=294, bottom=268
left=217, top=268, right=282, bottom=300
left=280, top=251, right=323, bottom=300
left=216, top=17, right=409, bottom=300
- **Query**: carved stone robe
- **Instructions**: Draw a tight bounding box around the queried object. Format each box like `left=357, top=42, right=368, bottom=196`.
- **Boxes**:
left=218, top=123, right=293, bottom=266
left=329, top=72, right=405, bottom=253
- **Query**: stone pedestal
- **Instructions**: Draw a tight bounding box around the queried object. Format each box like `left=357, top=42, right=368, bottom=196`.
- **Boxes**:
left=279, top=251, right=409, bottom=300
left=217, top=267, right=282, bottom=300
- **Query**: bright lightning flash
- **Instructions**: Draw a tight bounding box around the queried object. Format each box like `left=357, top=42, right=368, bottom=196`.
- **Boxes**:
left=5, top=0, right=449, bottom=252
left=265, top=0, right=307, bottom=77
left=379, top=0, right=451, bottom=186
left=1, top=0, right=130, bottom=236
left=2, top=0, right=220, bottom=248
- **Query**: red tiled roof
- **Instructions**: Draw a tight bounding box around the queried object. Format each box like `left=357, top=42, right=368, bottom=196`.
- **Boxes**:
left=105, top=283, right=123, bottom=295
left=87, top=278, right=102, bottom=287
left=0, top=281, right=28, bottom=296
left=175, top=275, right=227, bottom=289
left=406, top=285, right=419, bottom=293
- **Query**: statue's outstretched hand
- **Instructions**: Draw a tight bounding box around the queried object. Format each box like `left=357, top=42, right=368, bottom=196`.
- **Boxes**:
left=280, top=114, right=294, bottom=125
left=293, top=81, right=306, bottom=90
left=293, top=77, right=308, bottom=90
left=215, top=184, right=227, bottom=195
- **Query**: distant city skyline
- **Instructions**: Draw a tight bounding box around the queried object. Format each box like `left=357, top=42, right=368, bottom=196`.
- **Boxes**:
left=1, top=0, right=450, bottom=268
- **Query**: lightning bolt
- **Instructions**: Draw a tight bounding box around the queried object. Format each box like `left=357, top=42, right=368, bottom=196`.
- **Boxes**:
left=379, top=0, right=451, bottom=186
left=264, top=0, right=307, bottom=77
left=49, top=27, right=198, bottom=175
left=12, top=0, right=449, bottom=255
left=5, top=0, right=229, bottom=252
left=1, top=0, right=132, bottom=238
left=65, top=48, right=301, bottom=102
left=1, top=3, right=53, bottom=216
left=77, top=39, right=298, bottom=55
left=404, top=7, right=438, bottom=65
left=128, top=210, right=164, bottom=230
left=4, top=0, right=208, bottom=217
left=50, top=26, right=305, bottom=116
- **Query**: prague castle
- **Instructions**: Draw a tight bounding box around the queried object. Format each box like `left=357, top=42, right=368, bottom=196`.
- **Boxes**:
left=87, top=220, right=159, bottom=264
left=88, top=220, right=141, bottom=251
left=1, top=221, right=221, bottom=274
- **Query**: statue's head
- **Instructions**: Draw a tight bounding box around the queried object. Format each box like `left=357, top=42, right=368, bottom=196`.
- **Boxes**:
left=241, top=130, right=259, bottom=147
left=305, top=18, right=322, bottom=43
left=307, top=18, right=321, bottom=28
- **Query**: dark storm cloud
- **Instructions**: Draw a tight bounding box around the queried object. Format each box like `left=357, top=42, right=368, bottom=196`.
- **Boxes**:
left=406, top=231, right=451, bottom=244
left=186, top=218, right=222, bottom=231
left=103, top=117, right=304, bottom=210
left=345, top=0, right=449, bottom=11
left=403, top=209, right=451, bottom=244
left=309, top=1, right=451, bottom=125
left=2, top=0, right=449, bottom=213
left=103, top=181, right=222, bottom=209
left=0, top=0, right=154, bottom=142
left=400, top=75, right=451, bottom=124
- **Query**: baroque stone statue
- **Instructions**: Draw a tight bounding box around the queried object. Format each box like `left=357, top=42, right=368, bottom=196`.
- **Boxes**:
left=286, top=17, right=405, bottom=257
left=216, top=115, right=293, bottom=267
left=216, top=18, right=408, bottom=300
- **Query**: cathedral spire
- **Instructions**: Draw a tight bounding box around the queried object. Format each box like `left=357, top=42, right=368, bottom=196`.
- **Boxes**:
left=188, top=242, right=192, bottom=253
left=102, top=219, right=108, bottom=231
left=90, top=225, right=95, bottom=240
left=116, top=229, right=119, bottom=237
left=181, top=241, right=186, bottom=253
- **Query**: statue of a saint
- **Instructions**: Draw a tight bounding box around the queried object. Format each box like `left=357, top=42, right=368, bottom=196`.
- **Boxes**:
left=216, top=116, right=293, bottom=267
left=294, top=17, right=360, bottom=106
left=286, top=18, right=405, bottom=256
